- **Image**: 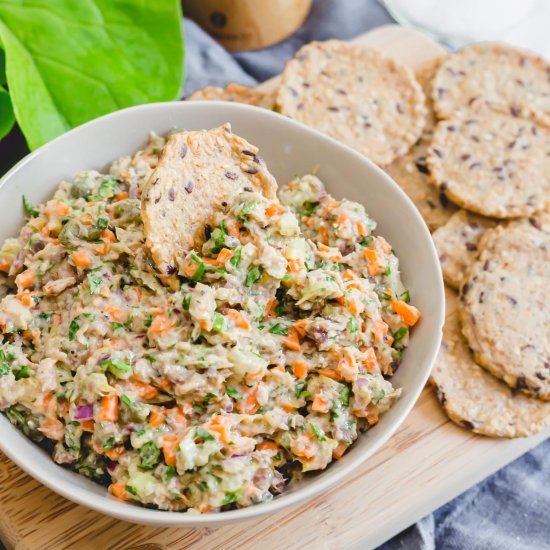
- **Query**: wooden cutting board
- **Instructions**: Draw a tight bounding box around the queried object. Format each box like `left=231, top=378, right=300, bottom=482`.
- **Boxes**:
left=0, top=24, right=548, bottom=550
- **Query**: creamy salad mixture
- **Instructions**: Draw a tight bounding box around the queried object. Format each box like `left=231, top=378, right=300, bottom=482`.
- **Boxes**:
left=0, top=135, right=419, bottom=512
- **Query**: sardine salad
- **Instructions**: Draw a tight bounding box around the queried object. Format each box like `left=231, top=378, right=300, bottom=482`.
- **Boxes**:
left=0, top=134, right=420, bottom=512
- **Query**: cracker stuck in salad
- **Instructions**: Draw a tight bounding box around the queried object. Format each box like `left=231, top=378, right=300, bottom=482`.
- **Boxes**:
left=0, top=127, right=420, bottom=513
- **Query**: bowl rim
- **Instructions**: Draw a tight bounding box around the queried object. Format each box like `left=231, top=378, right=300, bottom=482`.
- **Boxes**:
left=0, top=100, right=444, bottom=527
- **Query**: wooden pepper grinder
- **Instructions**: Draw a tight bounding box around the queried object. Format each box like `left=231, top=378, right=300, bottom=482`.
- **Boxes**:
left=182, top=0, right=312, bottom=52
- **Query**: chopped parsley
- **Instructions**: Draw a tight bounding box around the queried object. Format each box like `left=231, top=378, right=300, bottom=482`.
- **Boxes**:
left=245, top=265, right=263, bottom=287
left=22, top=195, right=39, bottom=217
left=68, top=319, right=80, bottom=341
left=268, top=323, right=288, bottom=336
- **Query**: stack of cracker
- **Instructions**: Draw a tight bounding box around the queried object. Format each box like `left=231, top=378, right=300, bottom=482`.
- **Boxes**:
left=188, top=40, right=550, bottom=437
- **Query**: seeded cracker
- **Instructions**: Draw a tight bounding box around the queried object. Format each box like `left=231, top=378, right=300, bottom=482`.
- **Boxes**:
left=188, top=83, right=275, bottom=109
left=385, top=58, right=457, bottom=231
left=432, top=210, right=496, bottom=289
left=427, top=111, right=550, bottom=218
left=385, top=140, right=457, bottom=232
left=460, top=214, right=550, bottom=399
left=432, top=42, right=550, bottom=124
left=431, top=289, right=550, bottom=438
left=275, top=40, right=426, bottom=166
left=142, top=124, right=277, bottom=275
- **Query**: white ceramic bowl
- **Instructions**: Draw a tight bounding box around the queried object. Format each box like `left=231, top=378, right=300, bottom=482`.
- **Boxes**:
left=0, top=102, right=444, bottom=526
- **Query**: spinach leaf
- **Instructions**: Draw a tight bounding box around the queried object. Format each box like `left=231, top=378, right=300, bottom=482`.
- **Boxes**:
left=0, top=84, right=14, bottom=140
left=0, top=0, right=184, bottom=149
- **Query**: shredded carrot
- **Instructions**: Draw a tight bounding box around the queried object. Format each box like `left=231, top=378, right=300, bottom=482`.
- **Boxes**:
left=132, top=381, right=159, bottom=400
left=347, top=299, right=359, bottom=316
left=149, top=411, right=164, bottom=427
left=342, top=269, right=356, bottom=281
left=40, top=417, right=64, bottom=440
left=226, top=220, right=240, bottom=238
left=158, top=377, right=172, bottom=392
left=225, top=308, right=250, bottom=330
left=318, top=368, right=341, bottom=381
left=103, top=306, right=126, bottom=323
left=332, top=442, right=348, bottom=460
left=98, top=394, right=118, bottom=422
left=372, top=320, right=389, bottom=343
left=392, top=300, right=421, bottom=326
left=282, top=328, right=301, bottom=351
left=356, top=221, right=368, bottom=237
left=336, top=212, right=347, bottom=225
left=101, top=229, right=117, bottom=243
left=293, top=318, right=309, bottom=337
left=318, top=225, right=328, bottom=244
left=216, top=248, right=234, bottom=264
left=17, top=291, right=35, bottom=307
left=209, top=415, right=233, bottom=444
left=256, top=440, right=278, bottom=453
left=200, top=319, right=211, bottom=331
left=105, top=447, right=125, bottom=461
left=165, top=406, right=187, bottom=425
left=80, top=419, right=94, bottom=433
left=312, top=394, right=331, bottom=413
left=93, top=242, right=109, bottom=255
left=73, top=249, right=92, bottom=268
left=323, top=198, right=339, bottom=213
left=115, top=192, right=129, bottom=201
left=57, top=202, right=71, bottom=217
left=288, top=258, right=304, bottom=272
left=80, top=213, right=93, bottom=226
left=281, top=403, right=296, bottom=413
left=366, top=411, right=379, bottom=425
left=362, top=346, right=378, bottom=372
left=202, top=257, right=218, bottom=266
left=292, top=360, right=308, bottom=380
left=0, top=257, right=11, bottom=273
left=15, top=270, right=36, bottom=289
left=161, top=434, right=179, bottom=466
left=41, top=226, right=50, bottom=238
left=109, top=482, right=128, bottom=501
left=237, top=387, right=259, bottom=414
left=264, top=298, right=277, bottom=319
left=183, top=262, right=199, bottom=278
left=148, top=314, right=175, bottom=334
left=265, top=203, right=283, bottom=217
left=318, top=243, right=330, bottom=252
left=363, top=248, right=381, bottom=276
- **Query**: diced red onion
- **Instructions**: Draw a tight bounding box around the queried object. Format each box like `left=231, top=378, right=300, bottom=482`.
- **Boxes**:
left=74, top=404, right=94, bottom=420
left=106, top=462, right=117, bottom=472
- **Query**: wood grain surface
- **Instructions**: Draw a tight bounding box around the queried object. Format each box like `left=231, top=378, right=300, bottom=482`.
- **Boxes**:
left=0, top=24, right=547, bottom=550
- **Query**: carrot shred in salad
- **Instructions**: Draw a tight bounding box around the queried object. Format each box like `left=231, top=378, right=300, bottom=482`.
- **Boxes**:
left=0, top=136, right=419, bottom=512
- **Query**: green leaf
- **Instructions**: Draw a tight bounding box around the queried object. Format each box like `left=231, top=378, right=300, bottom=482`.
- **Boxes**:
left=0, top=48, right=5, bottom=85
left=0, top=0, right=184, bottom=150
left=0, top=83, right=14, bottom=140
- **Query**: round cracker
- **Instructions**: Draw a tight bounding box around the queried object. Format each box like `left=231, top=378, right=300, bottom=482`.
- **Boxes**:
left=432, top=210, right=496, bottom=289
left=460, top=214, right=550, bottom=399
left=427, top=111, right=550, bottom=218
left=275, top=40, right=426, bottom=166
left=385, top=140, right=458, bottom=231
left=431, top=289, right=550, bottom=438
left=432, top=42, right=550, bottom=123
left=188, top=83, right=275, bottom=109
left=142, top=123, right=277, bottom=275
left=415, top=57, right=444, bottom=145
